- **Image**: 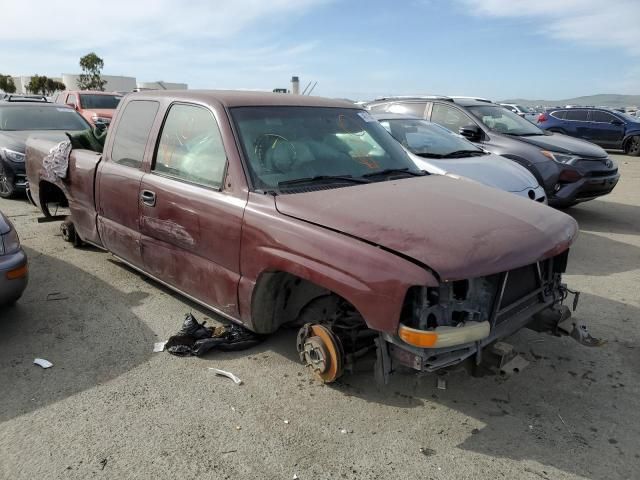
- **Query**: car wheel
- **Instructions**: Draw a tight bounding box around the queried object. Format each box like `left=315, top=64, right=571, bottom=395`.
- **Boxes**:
left=0, top=164, right=15, bottom=198
left=626, top=135, right=640, bottom=156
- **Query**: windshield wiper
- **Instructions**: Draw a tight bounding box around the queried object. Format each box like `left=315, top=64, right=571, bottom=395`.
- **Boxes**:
left=504, top=132, right=542, bottom=137
left=439, top=150, right=486, bottom=158
left=277, top=175, right=371, bottom=188
left=415, top=152, right=444, bottom=158
left=362, top=167, right=427, bottom=179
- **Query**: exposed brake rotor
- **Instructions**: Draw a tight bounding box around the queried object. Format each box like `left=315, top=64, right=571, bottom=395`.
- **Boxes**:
left=296, top=323, right=344, bottom=383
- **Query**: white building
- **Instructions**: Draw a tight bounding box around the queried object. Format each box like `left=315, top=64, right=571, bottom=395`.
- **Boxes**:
left=61, top=73, right=137, bottom=92
left=8, top=74, right=188, bottom=94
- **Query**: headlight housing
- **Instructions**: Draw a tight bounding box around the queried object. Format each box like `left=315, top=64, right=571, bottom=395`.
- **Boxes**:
left=540, top=150, right=579, bottom=164
left=1, top=148, right=25, bottom=163
left=0, top=227, right=21, bottom=255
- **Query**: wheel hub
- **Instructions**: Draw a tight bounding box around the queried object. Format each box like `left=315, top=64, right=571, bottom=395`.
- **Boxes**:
left=296, top=324, right=344, bottom=383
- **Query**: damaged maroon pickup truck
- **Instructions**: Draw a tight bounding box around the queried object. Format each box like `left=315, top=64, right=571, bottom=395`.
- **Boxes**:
left=26, top=91, right=581, bottom=383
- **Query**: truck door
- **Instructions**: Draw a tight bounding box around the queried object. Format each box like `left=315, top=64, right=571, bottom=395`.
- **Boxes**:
left=96, top=100, right=160, bottom=266
left=138, top=102, right=245, bottom=318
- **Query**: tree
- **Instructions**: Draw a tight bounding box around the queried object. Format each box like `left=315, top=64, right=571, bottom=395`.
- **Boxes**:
left=26, top=75, right=66, bottom=96
left=78, top=52, right=106, bottom=91
left=0, top=74, right=16, bottom=93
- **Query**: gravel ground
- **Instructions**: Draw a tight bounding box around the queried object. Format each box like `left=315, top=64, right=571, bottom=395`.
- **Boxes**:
left=1, top=153, right=638, bottom=480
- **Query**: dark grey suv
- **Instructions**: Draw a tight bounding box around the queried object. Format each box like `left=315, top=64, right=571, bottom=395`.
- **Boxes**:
left=365, top=96, right=620, bottom=208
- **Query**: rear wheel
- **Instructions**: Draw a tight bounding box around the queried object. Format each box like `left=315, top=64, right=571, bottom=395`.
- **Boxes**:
left=625, top=135, right=640, bottom=156
left=60, top=218, right=83, bottom=247
left=0, top=164, right=15, bottom=198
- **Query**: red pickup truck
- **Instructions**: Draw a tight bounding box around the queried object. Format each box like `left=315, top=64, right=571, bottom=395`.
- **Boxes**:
left=26, top=90, right=579, bottom=382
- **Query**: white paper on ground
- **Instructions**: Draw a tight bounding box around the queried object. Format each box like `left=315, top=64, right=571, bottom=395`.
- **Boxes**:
left=153, top=341, right=167, bottom=353
left=209, top=368, right=243, bottom=385
left=34, top=358, right=53, bottom=369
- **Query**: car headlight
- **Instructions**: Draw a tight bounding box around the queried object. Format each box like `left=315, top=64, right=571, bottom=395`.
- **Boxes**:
left=1, top=148, right=25, bottom=163
left=540, top=150, right=579, bottom=164
left=0, top=227, right=20, bottom=255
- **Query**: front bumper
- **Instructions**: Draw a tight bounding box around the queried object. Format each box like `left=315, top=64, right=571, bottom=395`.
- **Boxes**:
left=0, top=248, right=28, bottom=305
left=379, top=253, right=570, bottom=373
left=549, top=171, right=620, bottom=207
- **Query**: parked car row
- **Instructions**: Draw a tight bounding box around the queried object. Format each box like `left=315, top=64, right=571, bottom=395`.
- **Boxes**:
left=365, top=96, right=620, bottom=208
left=17, top=90, right=586, bottom=384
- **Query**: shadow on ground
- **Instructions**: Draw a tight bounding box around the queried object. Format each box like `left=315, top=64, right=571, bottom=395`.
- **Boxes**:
left=0, top=248, right=156, bottom=422
left=567, top=200, right=640, bottom=236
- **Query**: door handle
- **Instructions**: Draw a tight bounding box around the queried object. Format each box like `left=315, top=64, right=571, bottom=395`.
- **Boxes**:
left=140, top=190, right=156, bottom=207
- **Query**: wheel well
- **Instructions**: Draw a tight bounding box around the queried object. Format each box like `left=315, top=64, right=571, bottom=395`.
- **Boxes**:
left=38, top=181, right=68, bottom=215
left=622, top=135, right=637, bottom=152
left=250, top=271, right=350, bottom=334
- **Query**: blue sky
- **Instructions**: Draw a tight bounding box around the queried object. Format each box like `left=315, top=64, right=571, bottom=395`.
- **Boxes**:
left=2, top=0, right=639, bottom=100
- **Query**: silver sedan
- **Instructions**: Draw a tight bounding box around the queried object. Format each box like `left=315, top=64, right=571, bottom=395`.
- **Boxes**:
left=0, top=209, right=28, bottom=306
left=374, top=113, right=547, bottom=203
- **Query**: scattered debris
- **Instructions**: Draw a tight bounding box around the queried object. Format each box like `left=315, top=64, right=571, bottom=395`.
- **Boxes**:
left=284, top=420, right=290, bottom=424
left=99, top=458, right=107, bottom=470
left=419, top=447, right=436, bottom=457
left=235, top=426, right=242, bottom=431
left=153, top=341, right=166, bottom=353
left=500, top=354, right=530, bottom=376
left=166, top=313, right=262, bottom=357
left=209, top=368, right=243, bottom=385
left=340, top=428, right=348, bottom=434
left=293, top=474, right=299, bottom=480
left=569, top=324, right=606, bottom=347
left=34, top=358, right=53, bottom=369
left=221, top=450, right=237, bottom=454
left=558, top=414, right=567, bottom=426
left=46, top=292, right=68, bottom=302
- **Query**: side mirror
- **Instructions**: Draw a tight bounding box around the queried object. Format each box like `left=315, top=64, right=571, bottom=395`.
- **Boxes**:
left=459, top=125, right=482, bottom=141
left=66, top=102, right=76, bottom=109
left=611, top=119, right=624, bottom=126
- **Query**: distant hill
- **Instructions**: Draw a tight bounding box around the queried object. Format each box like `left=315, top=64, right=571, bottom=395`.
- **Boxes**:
left=499, top=94, right=640, bottom=109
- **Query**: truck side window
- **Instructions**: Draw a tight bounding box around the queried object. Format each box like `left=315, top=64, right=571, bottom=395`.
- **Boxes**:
left=111, top=100, right=159, bottom=169
left=430, top=103, right=473, bottom=133
left=153, top=104, right=226, bottom=189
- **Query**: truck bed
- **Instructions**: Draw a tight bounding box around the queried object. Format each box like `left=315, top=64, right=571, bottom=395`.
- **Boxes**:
left=25, top=137, right=103, bottom=246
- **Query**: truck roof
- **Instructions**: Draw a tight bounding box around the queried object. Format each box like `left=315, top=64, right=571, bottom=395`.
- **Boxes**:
left=127, top=90, right=358, bottom=109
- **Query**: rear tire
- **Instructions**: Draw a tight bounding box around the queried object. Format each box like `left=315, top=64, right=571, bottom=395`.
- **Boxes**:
left=0, top=164, right=15, bottom=199
left=60, top=219, right=83, bottom=247
left=625, top=135, right=640, bottom=156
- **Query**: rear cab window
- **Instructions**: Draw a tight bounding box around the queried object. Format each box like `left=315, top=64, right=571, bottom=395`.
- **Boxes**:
left=110, top=100, right=159, bottom=168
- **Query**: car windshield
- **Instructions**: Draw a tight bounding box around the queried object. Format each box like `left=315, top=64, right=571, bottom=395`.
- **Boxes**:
left=231, top=107, right=422, bottom=191
left=0, top=105, right=90, bottom=131
left=379, top=118, right=482, bottom=157
left=79, top=94, right=122, bottom=109
left=469, top=105, right=544, bottom=136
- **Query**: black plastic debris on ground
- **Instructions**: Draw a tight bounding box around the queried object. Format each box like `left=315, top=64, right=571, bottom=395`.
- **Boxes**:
left=166, top=313, right=262, bottom=357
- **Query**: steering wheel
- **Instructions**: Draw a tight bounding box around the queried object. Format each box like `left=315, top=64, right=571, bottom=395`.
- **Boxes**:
left=254, top=133, right=297, bottom=173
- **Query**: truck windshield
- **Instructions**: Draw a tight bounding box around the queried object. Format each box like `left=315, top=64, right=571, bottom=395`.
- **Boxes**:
left=469, top=105, right=543, bottom=136
left=0, top=105, right=90, bottom=131
left=231, top=107, right=422, bottom=191
left=79, top=94, right=122, bottom=109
